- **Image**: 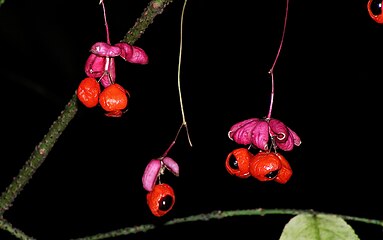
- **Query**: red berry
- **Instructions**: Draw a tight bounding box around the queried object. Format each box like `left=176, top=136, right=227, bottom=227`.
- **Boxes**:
left=274, top=153, right=293, bottom=184
left=249, top=151, right=282, bottom=182
left=98, top=83, right=129, bottom=117
left=368, top=0, right=383, bottom=24
left=225, top=148, right=252, bottom=178
left=146, top=183, right=175, bottom=217
left=77, top=77, right=101, bottom=108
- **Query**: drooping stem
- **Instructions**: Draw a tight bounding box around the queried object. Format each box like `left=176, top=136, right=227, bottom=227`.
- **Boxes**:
left=177, top=0, right=192, bottom=147
left=160, top=0, right=192, bottom=159
left=267, top=0, right=289, bottom=119
left=0, top=0, right=174, bottom=218
left=161, top=123, right=184, bottom=158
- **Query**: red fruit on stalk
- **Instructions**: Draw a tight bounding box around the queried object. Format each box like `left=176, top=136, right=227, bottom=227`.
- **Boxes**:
left=98, top=83, right=129, bottom=117
left=225, top=148, right=252, bottom=178
left=249, top=151, right=292, bottom=184
left=77, top=77, right=101, bottom=108
left=249, top=151, right=282, bottom=182
left=146, top=183, right=175, bottom=217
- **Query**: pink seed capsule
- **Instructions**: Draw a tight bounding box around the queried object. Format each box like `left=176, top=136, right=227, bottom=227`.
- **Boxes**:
left=90, top=42, right=121, bottom=57
left=85, top=53, right=106, bottom=78
left=115, top=42, right=148, bottom=64
left=162, top=157, right=179, bottom=177
left=115, top=43, right=133, bottom=61
left=130, top=46, right=149, bottom=64
left=142, top=159, right=161, bottom=192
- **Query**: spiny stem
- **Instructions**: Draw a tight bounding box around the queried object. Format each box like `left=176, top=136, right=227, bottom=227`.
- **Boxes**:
left=0, top=94, right=78, bottom=216
left=70, top=208, right=383, bottom=240
left=0, top=215, right=36, bottom=239
left=267, top=0, right=289, bottom=119
left=122, top=0, right=174, bottom=44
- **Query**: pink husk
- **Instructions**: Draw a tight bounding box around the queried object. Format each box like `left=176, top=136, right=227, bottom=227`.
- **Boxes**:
left=85, top=54, right=106, bottom=78
left=142, top=159, right=161, bottom=192
left=250, top=120, right=269, bottom=150
left=129, top=46, right=149, bottom=64
left=90, top=42, right=121, bottom=57
left=229, top=118, right=259, bottom=144
left=163, top=157, right=179, bottom=176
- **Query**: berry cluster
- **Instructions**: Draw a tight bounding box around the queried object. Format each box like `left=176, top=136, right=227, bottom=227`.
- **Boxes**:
left=226, top=117, right=301, bottom=184
left=77, top=42, right=148, bottom=117
left=226, top=148, right=292, bottom=184
left=75, top=0, right=148, bottom=117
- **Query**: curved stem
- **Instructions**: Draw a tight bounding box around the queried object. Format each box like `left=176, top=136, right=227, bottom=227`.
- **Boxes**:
left=177, top=0, right=192, bottom=147
left=267, top=0, right=289, bottom=119
left=70, top=208, right=383, bottom=240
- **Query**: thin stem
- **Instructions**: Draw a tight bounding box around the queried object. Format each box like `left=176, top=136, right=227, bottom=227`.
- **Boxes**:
left=100, top=0, right=111, bottom=44
left=160, top=0, right=192, bottom=159
left=177, top=0, right=192, bottom=147
left=267, top=0, right=289, bottom=119
left=70, top=208, right=383, bottom=240
left=161, top=124, right=184, bottom=158
left=0, top=0, right=174, bottom=217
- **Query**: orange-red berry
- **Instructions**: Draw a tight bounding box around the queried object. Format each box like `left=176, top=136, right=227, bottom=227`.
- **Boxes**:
left=225, top=148, right=252, bottom=178
left=146, top=183, right=175, bottom=217
left=273, top=153, right=293, bottom=184
left=98, top=83, right=128, bottom=117
left=77, top=77, right=101, bottom=108
left=249, top=151, right=282, bottom=182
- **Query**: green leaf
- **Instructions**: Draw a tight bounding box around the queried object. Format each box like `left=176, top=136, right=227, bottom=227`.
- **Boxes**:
left=279, top=213, right=360, bottom=240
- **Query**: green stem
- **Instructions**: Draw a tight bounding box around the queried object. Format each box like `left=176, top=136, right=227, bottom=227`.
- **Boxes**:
left=0, top=218, right=36, bottom=240
left=0, top=0, right=174, bottom=217
left=0, top=94, right=78, bottom=215
left=71, top=208, right=383, bottom=240
left=121, top=0, right=174, bottom=44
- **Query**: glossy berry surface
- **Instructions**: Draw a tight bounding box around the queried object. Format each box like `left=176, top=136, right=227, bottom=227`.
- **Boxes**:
left=98, top=83, right=128, bottom=117
left=225, top=148, right=252, bottom=178
left=249, top=151, right=282, bottom=182
left=368, top=0, right=383, bottom=23
left=273, top=153, right=293, bottom=184
left=77, top=77, right=101, bottom=108
left=146, top=183, right=175, bottom=217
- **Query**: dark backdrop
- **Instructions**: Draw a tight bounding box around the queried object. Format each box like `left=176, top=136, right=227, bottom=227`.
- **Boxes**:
left=0, top=0, right=382, bottom=239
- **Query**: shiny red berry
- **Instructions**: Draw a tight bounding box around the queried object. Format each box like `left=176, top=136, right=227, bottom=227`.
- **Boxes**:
left=225, top=148, right=252, bottom=178
left=368, top=0, right=383, bottom=23
left=98, top=83, right=129, bottom=117
left=146, top=183, right=175, bottom=217
left=249, top=151, right=282, bottom=182
left=273, top=153, right=293, bottom=184
left=77, top=77, right=101, bottom=108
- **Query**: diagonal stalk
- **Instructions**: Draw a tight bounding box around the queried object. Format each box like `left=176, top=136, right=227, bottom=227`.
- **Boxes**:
left=0, top=0, right=174, bottom=217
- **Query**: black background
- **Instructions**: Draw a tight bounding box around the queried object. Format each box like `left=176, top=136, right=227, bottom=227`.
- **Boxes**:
left=0, top=0, right=382, bottom=239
